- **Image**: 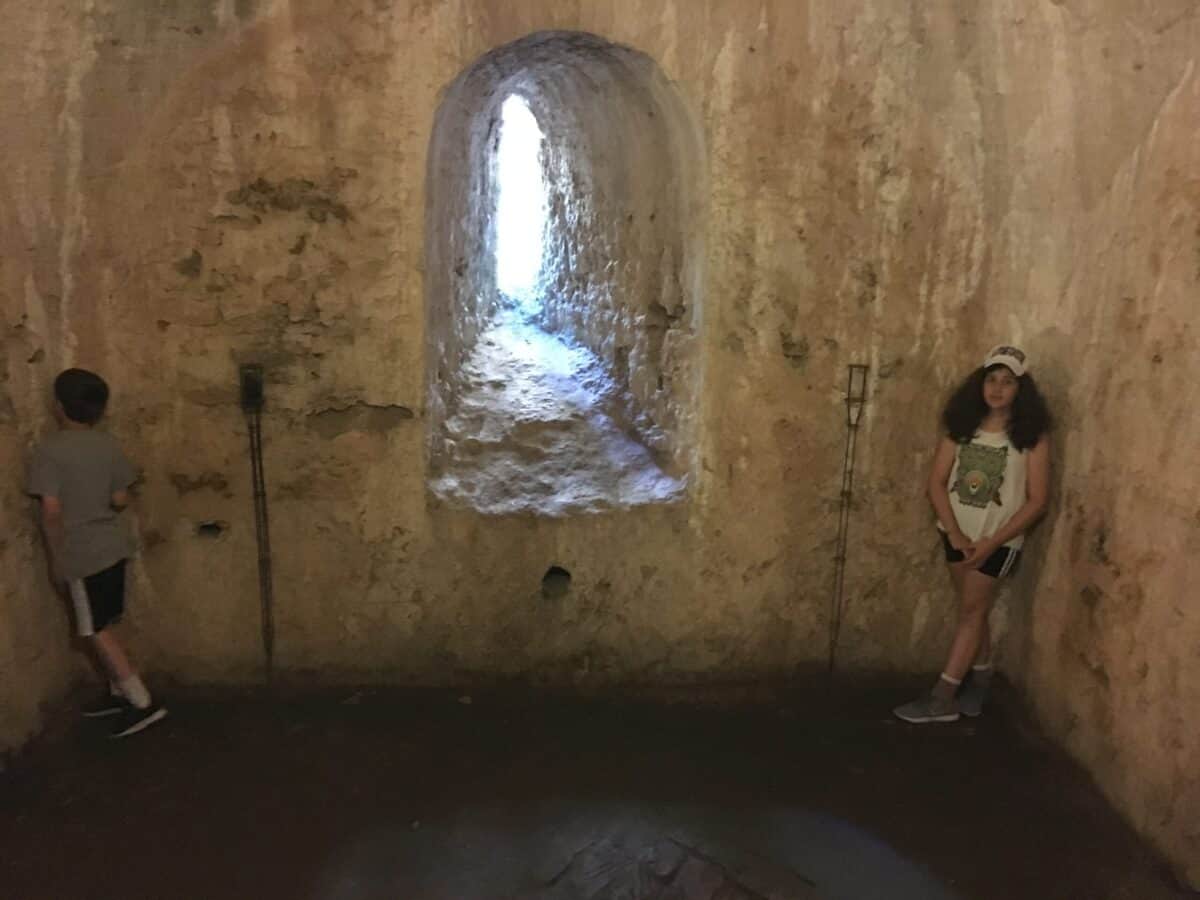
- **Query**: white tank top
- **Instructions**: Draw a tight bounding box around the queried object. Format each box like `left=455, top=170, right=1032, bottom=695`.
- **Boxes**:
left=944, top=429, right=1028, bottom=548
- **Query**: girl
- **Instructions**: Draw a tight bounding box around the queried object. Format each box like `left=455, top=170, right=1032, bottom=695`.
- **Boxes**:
left=894, top=345, right=1052, bottom=723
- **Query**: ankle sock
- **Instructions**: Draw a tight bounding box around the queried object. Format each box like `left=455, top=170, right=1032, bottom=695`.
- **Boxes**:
left=933, top=672, right=961, bottom=701
left=118, top=676, right=151, bottom=710
left=971, top=664, right=994, bottom=688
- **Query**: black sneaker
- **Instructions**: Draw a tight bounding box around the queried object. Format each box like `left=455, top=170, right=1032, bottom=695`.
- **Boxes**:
left=110, top=704, right=168, bottom=739
left=82, top=695, right=128, bottom=718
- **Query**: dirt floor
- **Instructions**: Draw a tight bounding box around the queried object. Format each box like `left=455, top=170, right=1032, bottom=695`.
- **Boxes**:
left=0, top=678, right=1189, bottom=900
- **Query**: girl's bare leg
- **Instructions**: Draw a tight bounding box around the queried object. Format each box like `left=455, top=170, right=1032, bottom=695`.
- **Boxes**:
left=935, top=569, right=999, bottom=695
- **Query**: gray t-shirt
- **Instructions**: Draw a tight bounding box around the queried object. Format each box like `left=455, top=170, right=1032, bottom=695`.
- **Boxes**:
left=26, top=430, right=137, bottom=580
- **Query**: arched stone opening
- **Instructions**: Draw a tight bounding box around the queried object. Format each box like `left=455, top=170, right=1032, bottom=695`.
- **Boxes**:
left=424, top=31, right=705, bottom=515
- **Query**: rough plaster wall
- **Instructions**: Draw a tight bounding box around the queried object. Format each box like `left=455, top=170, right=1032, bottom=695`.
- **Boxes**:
left=15, top=0, right=977, bottom=688
left=0, top=0, right=1197, bottom=881
left=424, top=51, right=502, bottom=459
left=0, top=1, right=94, bottom=759
left=965, top=1, right=1200, bottom=884
left=530, top=36, right=703, bottom=467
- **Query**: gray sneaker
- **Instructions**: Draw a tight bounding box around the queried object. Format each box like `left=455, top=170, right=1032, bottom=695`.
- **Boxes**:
left=893, top=693, right=960, bottom=724
left=957, top=680, right=987, bottom=717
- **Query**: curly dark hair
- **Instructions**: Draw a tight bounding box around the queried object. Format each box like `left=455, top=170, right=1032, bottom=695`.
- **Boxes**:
left=54, top=368, right=109, bottom=425
left=942, top=364, right=1051, bottom=451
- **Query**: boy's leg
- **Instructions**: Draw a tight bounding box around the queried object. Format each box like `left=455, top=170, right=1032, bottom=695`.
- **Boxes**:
left=90, top=628, right=133, bottom=681
left=94, top=625, right=167, bottom=737
left=80, top=632, right=130, bottom=717
left=74, top=561, right=165, bottom=735
left=90, top=628, right=151, bottom=709
left=67, top=576, right=125, bottom=715
left=78, top=561, right=152, bottom=710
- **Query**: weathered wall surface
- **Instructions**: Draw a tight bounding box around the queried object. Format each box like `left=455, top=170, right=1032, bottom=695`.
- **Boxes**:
left=0, top=0, right=1196, bottom=882
left=966, top=2, right=1200, bottom=885
left=0, top=2, right=93, bottom=760
left=529, top=35, right=703, bottom=466
left=1, top=0, right=981, bottom=686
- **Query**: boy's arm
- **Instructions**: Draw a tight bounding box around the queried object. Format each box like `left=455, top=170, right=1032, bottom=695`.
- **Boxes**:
left=27, top=447, right=65, bottom=584
left=110, top=443, right=137, bottom=510
left=38, top=495, right=65, bottom=583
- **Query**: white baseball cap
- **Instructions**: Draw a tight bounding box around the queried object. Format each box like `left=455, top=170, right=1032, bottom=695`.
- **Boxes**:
left=983, top=344, right=1028, bottom=377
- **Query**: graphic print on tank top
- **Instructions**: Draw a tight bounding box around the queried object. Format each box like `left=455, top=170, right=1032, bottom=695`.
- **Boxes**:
left=952, top=442, right=1008, bottom=509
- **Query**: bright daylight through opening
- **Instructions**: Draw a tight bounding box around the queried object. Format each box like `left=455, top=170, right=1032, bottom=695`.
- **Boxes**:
left=495, top=95, right=547, bottom=314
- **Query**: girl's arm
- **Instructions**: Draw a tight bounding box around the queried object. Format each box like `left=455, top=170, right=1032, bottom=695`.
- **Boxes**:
left=927, top=436, right=969, bottom=549
left=963, top=435, right=1051, bottom=565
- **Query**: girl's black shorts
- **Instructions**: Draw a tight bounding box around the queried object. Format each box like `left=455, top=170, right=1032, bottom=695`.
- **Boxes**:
left=940, top=532, right=1021, bottom=579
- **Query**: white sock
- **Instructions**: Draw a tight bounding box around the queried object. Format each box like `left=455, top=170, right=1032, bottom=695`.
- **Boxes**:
left=933, top=672, right=961, bottom=700
left=118, top=675, right=152, bottom=709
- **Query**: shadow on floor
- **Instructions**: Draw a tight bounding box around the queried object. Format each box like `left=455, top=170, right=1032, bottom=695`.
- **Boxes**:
left=0, top=679, right=1188, bottom=899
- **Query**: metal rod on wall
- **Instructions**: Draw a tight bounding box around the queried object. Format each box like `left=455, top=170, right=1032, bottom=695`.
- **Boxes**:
left=829, top=363, right=869, bottom=677
left=240, top=364, right=275, bottom=682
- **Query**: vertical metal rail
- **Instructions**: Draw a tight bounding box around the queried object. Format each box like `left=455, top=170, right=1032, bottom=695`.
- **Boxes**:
left=829, top=364, right=869, bottom=677
left=240, top=365, right=274, bottom=682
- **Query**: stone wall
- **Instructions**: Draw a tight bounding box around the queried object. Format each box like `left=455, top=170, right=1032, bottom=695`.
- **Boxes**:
left=530, top=33, right=703, bottom=468
left=964, top=2, right=1200, bottom=885
left=0, top=1, right=92, bottom=761
left=0, top=0, right=1195, bottom=883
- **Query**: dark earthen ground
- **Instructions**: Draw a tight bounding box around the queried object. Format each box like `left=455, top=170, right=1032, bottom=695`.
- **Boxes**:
left=0, top=679, right=1188, bottom=899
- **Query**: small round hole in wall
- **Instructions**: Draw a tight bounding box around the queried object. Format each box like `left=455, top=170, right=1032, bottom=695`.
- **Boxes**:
left=196, top=520, right=228, bottom=538
left=541, top=565, right=571, bottom=599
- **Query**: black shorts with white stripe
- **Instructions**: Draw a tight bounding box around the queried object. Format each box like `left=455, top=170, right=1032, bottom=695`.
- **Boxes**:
left=940, top=532, right=1021, bottom=579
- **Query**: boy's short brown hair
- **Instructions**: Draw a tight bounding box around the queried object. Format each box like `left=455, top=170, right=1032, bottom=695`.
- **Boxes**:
left=54, top=369, right=109, bottom=425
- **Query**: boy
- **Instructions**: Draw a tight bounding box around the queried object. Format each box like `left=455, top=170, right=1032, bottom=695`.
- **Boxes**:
left=26, top=368, right=166, bottom=738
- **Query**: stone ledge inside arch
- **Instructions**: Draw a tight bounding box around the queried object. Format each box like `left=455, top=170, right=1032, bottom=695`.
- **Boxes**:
left=428, top=307, right=685, bottom=516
